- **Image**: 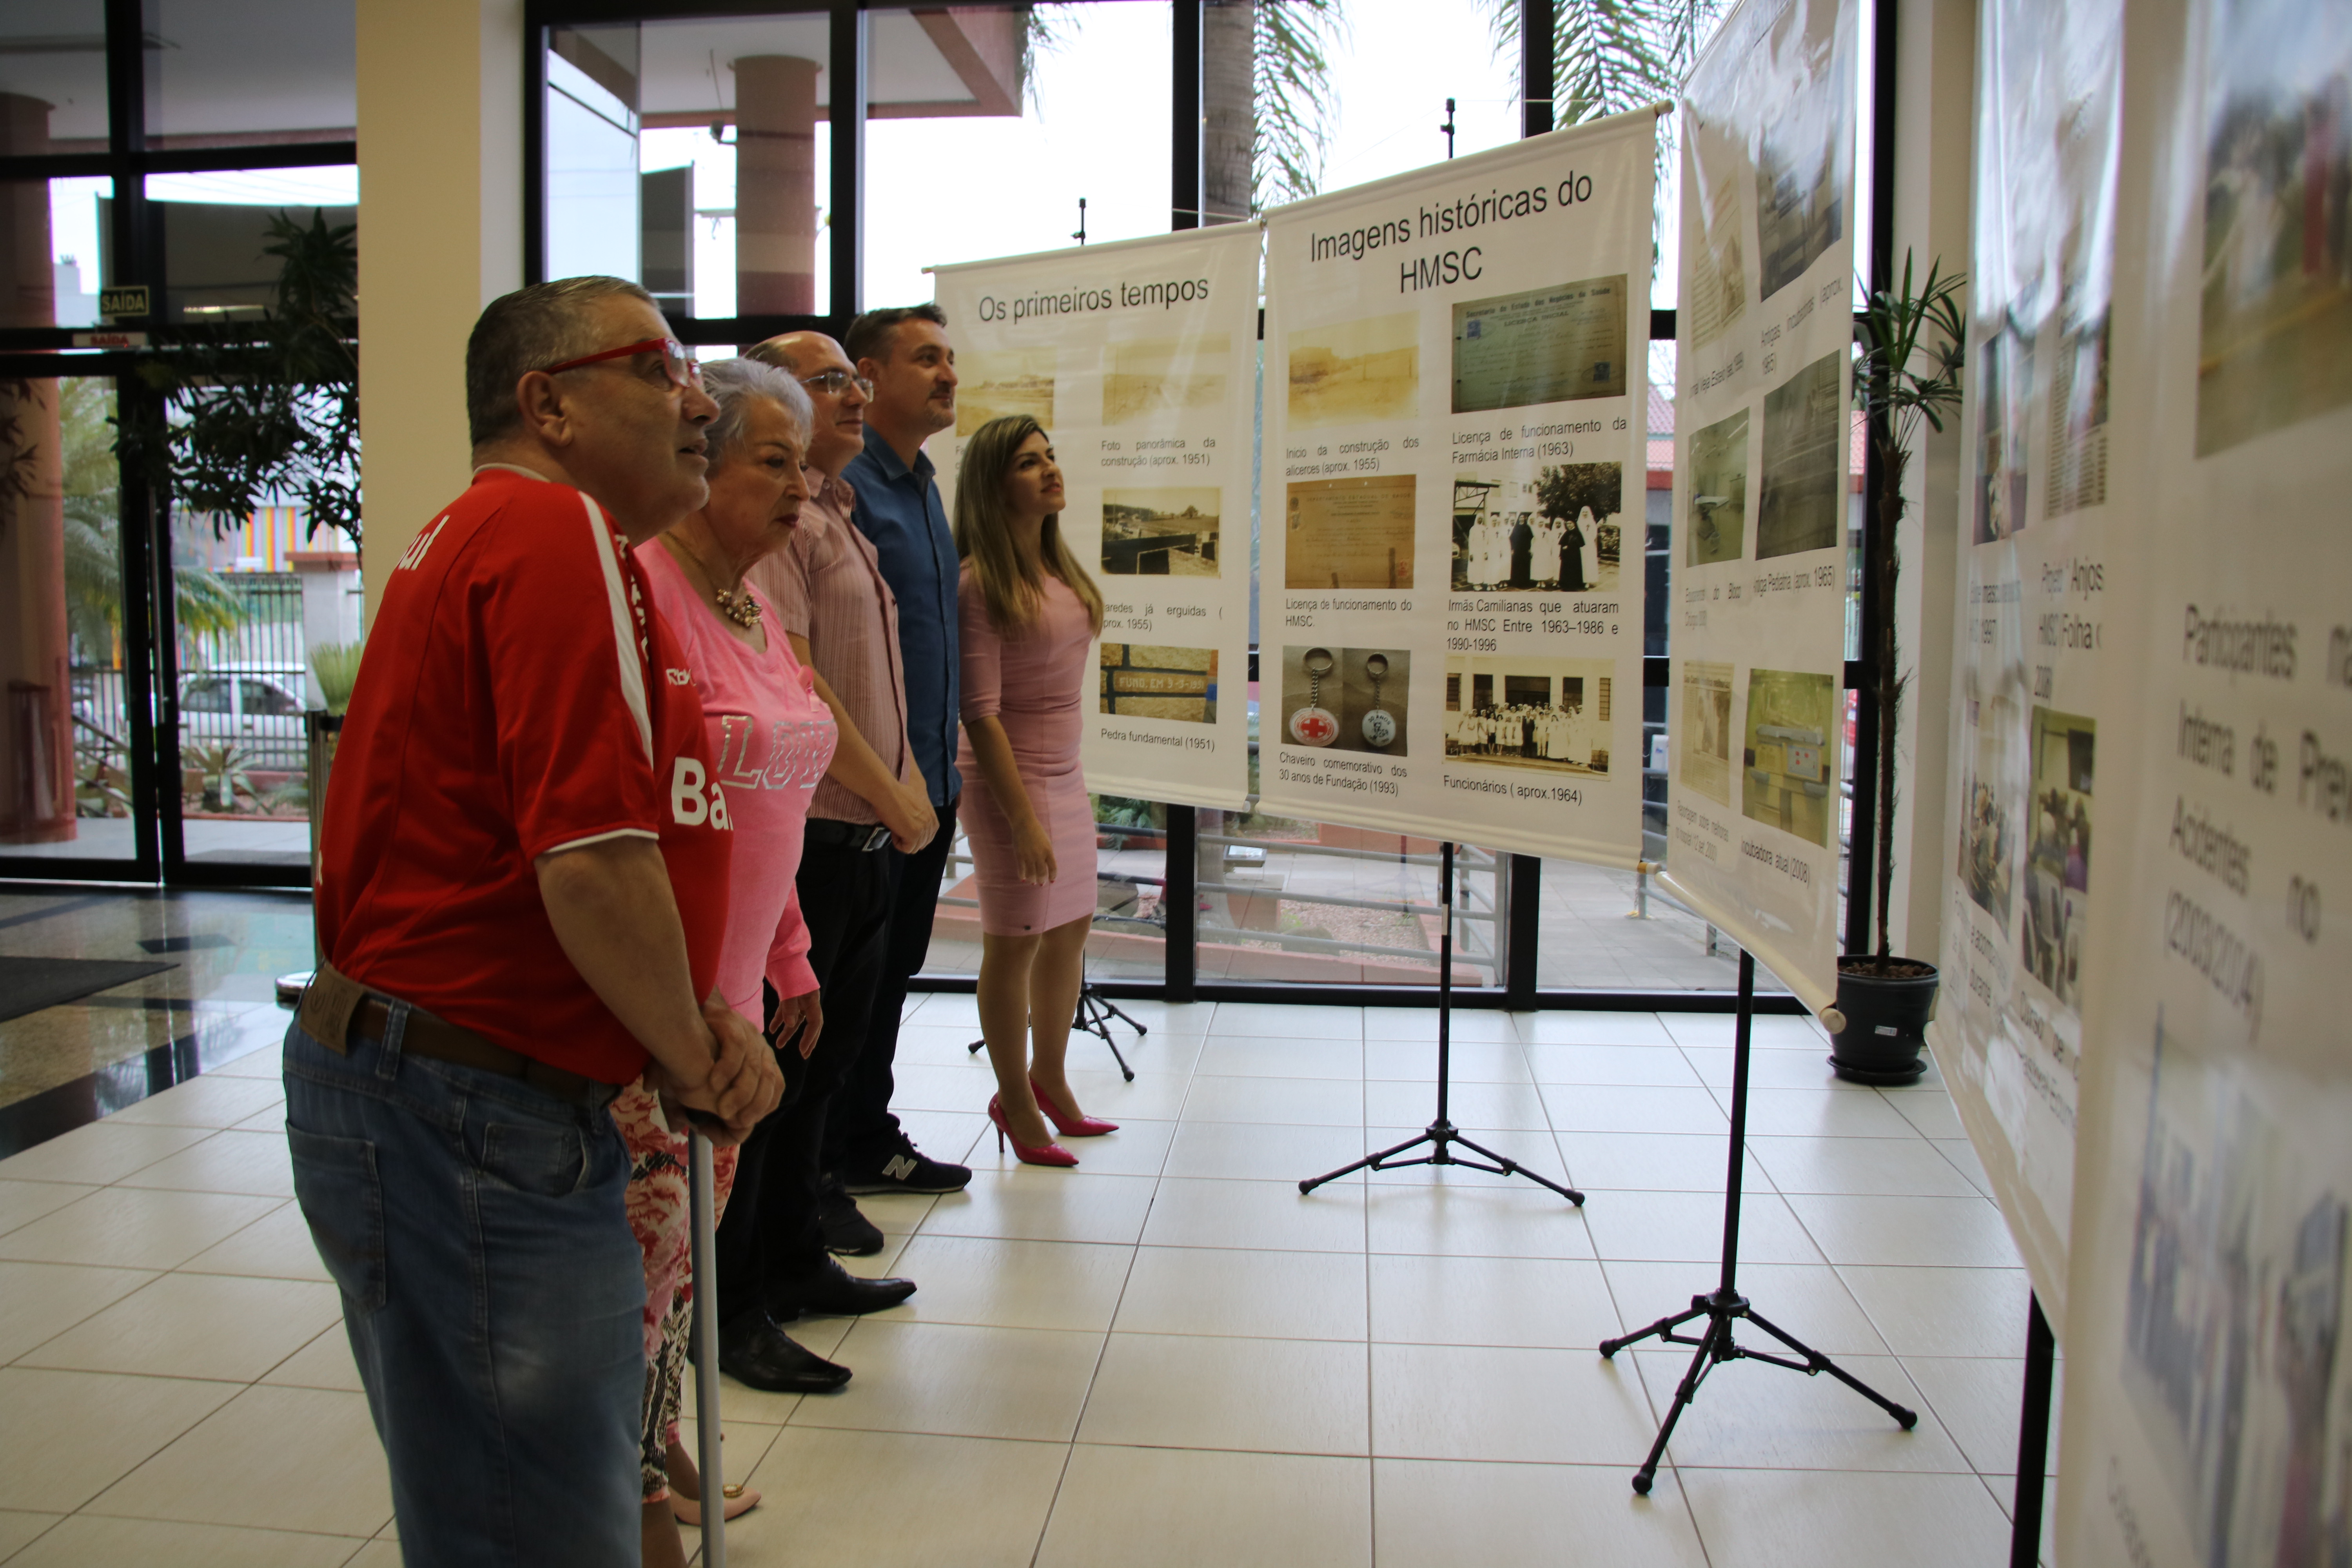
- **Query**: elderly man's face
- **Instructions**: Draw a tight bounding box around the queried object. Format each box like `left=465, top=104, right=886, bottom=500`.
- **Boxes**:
left=539, top=294, right=720, bottom=543
left=757, top=332, right=868, bottom=475
left=702, top=397, right=811, bottom=566
left=861, top=318, right=956, bottom=438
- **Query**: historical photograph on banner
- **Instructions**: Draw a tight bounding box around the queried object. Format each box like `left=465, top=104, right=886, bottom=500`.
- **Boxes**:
left=1258, top=109, right=1655, bottom=866
left=2057, top=0, right=2352, bottom=1562
left=1659, top=0, right=1857, bottom=1014
left=1931, top=0, right=2123, bottom=1319
left=929, top=223, right=1261, bottom=810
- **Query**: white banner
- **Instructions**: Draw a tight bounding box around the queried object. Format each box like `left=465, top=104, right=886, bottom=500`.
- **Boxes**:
left=928, top=223, right=1260, bottom=811
left=1658, top=0, right=1858, bottom=1014
left=1255, top=111, right=1655, bottom=867
left=1929, top=0, right=2123, bottom=1324
left=2058, top=0, right=2352, bottom=1561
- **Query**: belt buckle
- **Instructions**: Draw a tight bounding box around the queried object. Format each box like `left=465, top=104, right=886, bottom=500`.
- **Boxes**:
left=860, top=824, right=893, bottom=853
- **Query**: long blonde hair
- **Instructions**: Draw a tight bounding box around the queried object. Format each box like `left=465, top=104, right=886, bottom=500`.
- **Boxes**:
left=953, top=414, right=1104, bottom=635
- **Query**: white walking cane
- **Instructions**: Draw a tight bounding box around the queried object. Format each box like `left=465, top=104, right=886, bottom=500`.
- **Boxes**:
left=687, top=1128, right=727, bottom=1566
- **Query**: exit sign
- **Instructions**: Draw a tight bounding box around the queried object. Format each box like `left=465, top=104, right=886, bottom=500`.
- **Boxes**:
left=99, top=285, right=150, bottom=320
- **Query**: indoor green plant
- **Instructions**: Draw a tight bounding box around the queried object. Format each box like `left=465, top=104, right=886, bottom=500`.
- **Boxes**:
left=1829, top=251, right=1964, bottom=1083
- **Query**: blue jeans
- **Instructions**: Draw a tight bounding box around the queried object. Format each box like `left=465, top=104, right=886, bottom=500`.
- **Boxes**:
left=283, top=1006, right=643, bottom=1567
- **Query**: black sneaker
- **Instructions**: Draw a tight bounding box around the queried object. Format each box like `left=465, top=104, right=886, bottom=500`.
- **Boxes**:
left=819, top=1174, right=886, bottom=1256
left=838, top=1136, right=972, bottom=1195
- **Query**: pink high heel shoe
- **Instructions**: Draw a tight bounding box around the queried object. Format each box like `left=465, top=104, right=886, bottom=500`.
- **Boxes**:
left=1030, top=1076, right=1118, bottom=1137
left=989, top=1094, right=1078, bottom=1167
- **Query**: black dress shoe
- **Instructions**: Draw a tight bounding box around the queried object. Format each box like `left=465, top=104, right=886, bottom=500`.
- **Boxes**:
left=820, top=1174, right=886, bottom=1257
left=717, top=1311, right=851, bottom=1393
left=769, top=1253, right=916, bottom=1317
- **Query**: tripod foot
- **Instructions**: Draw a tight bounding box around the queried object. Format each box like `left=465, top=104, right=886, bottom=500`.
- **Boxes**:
left=1893, top=1405, right=1919, bottom=1430
left=1632, top=1467, right=1655, bottom=1496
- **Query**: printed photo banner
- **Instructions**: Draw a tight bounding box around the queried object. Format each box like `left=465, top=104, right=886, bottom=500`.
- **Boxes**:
left=929, top=223, right=1261, bottom=811
left=1659, top=0, right=1858, bottom=1015
left=1929, top=0, right=2123, bottom=1323
left=1255, top=109, right=1655, bottom=867
left=2056, top=0, right=2352, bottom=1561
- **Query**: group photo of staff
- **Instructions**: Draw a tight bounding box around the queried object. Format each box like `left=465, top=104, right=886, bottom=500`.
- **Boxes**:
left=1451, top=463, right=1622, bottom=593
left=1443, top=655, right=1614, bottom=775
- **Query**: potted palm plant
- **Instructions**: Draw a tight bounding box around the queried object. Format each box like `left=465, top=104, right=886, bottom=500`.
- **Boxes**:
left=1828, top=252, right=1964, bottom=1084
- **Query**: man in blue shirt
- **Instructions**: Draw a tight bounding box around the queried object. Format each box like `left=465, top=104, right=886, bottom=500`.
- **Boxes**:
left=826, top=303, right=975, bottom=1202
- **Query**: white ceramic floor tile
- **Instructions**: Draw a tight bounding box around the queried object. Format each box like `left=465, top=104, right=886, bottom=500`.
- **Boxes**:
left=1363, top=1182, right=1595, bottom=1260
left=1541, top=1085, right=1730, bottom=1135
left=0, top=1186, right=282, bottom=1272
left=82, top=1384, right=392, bottom=1537
left=1366, top=1078, right=1552, bottom=1131
left=1722, top=1088, right=1924, bottom=1139
left=1368, top=1254, right=1621, bottom=1348
left=18, top=1272, right=342, bottom=1382
left=113, top=1131, right=294, bottom=1199
left=1679, top=1045, right=1848, bottom=1089
left=1525, top=1042, right=1704, bottom=1086
left=1628, top=1348, right=1967, bottom=1471
left=0, top=1261, right=160, bottom=1364
left=727, top=1427, right=1068, bottom=1568
left=1138, top=1176, right=1367, bottom=1254
left=1369, top=1342, right=1661, bottom=1465
left=1782, top=1194, right=2022, bottom=1268
left=1038, top=1445, right=1371, bottom=1568
left=1210, top=1002, right=1363, bottom=1040
left=1113, top=1245, right=1368, bottom=1341
left=0, top=1368, right=240, bottom=1514
left=100, top=1074, right=286, bottom=1130
left=0, top=1511, right=59, bottom=1561
left=1599, top=1260, right=1892, bottom=1357
left=789, top=1319, right=1103, bottom=1442
left=1579, top=1188, right=1826, bottom=1266
left=1362, top=1007, right=1520, bottom=1043
left=1160, top=1120, right=1371, bottom=1184
left=1900, top=1356, right=2059, bottom=1477
left=1078, top=1332, right=1368, bottom=1454
left=1887, top=1092, right=1967, bottom=1140
left=1559, top=1131, right=1748, bottom=1192
left=176, top=1202, right=330, bottom=1283
left=1372, top=1458, right=1711, bottom=1568
left=260, top=1327, right=364, bottom=1394
left=0, top=1122, right=214, bottom=1187
left=1, top=1516, right=368, bottom=1568
left=887, top=1062, right=1003, bottom=1112
left=918, top=1170, right=1159, bottom=1246
left=1358, top=1127, right=1579, bottom=1191
left=1933, top=1136, right=1997, bottom=1197
left=1363, top=1036, right=1534, bottom=1083
left=1180, top=1074, right=1363, bottom=1127
left=1197, top=1036, right=1366, bottom=1080
left=1517, top=1011, right=1677, bottom=1046
left=1060, top=1068, right=1194, bottom=1122
left=875, top=1235, right=1133, bottom=1332
left=1837, top=1265, right=2032, bottom=1358
left=1675, top=1465, right=2012, bottom=1568
left=1748, top=1136, right=1986, bottom=1197
left=1660, top=1013, right=1829, bottom=1051
left=0, top=1180, right=99, bottom=1238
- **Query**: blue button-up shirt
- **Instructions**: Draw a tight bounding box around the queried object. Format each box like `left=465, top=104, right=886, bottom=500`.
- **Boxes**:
left=844, top=425, right=960, bottom=804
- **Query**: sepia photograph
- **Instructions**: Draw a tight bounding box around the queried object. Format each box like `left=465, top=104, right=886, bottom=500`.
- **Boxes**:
left=1450, top=467, right=1622, bottom=594
left=1450, top=274, right=1630, bottom=414
left=1103, top=334, right=1231, bottom=426
left=2195, top=0, right=2352, bottom=456
left=1755, top=349, right=1848, bottom=559
left=1279, top=644, right=1409, bottom=756
left=2021, top=704, right=2092, bottom=1008
left=1680, top=659, right=1735, bottom=806
left=1098, top=642, right=1218, bottom=724
left=2046, top=314, right=2111, bottom=517
left=1956, top=690, right=2020, bottom=929
left=956, top=347, right=1057, bottom=435
left=1287, top=311, right=1420, bottom=428
left=1285, top=473, right=1416, bottom=590
left=1975, top=323, right=2032, bottom=544
left=1740, top=667, right=1836, bottom=848
left=1446, top=655, right=1613, bottom=776
left=1685, top=407, right=1751, bottom=566
left=1684, top=114, right=1750, bottom=350
left=1101, top=487, right=1221, bottom=577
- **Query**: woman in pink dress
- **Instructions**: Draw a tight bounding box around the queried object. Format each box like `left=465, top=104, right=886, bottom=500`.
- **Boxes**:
left=953, top=415, right=1119, bottom=1166
left=619, top=359, right=838, bottom=1567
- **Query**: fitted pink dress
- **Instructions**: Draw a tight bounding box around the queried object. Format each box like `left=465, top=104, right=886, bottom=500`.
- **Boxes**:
left=957, top=566, right=1098, bottom=935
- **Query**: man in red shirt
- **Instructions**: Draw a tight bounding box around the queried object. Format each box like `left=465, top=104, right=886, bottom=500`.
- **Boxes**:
left=287, top=276, right=782, bottom=1566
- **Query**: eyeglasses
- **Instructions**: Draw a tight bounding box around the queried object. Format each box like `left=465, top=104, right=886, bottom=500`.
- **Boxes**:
left=542, top=337, right=704, bottom=390
left=799, top=368, right=874, bottom=399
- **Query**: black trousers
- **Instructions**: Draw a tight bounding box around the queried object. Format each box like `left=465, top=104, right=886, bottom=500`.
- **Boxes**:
left=826, top=795, right=959, bottom=1173
left=713, top=838, right=892, bottom=1328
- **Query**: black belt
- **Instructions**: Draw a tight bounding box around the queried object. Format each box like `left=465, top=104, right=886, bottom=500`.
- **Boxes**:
left=299, top=964, right=614, bottom=1107
left=804, top=818, right=893, bottom=852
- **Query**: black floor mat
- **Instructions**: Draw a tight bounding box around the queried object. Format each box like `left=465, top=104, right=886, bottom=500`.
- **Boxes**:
left=0, top=957, right=177, bottom=1024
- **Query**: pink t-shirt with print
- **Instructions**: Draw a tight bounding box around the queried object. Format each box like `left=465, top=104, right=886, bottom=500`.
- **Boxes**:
left=637, top=541, right=838, bottom=1006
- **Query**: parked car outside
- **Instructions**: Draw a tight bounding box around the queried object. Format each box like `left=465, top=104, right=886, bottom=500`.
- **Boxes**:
left=180, top=665, right=308, bottom=770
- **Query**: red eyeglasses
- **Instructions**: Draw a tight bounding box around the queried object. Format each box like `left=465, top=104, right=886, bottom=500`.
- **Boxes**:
left=542, top=337, right=704, bottom=389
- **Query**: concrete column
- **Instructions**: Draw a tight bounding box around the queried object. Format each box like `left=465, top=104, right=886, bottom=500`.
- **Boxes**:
left=1884, top=0, right=1976, bottom=960
left=733, top=55, right=820, bottom=314
left=1202, top=0, right=1254, bottom=223
left=0, top=91, right=73, bottom=843
left=354, top=0, right=524, bottom=624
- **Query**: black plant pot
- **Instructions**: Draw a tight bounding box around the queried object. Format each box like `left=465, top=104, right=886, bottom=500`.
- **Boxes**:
left=1826, top=959, right=1939, bottom=1085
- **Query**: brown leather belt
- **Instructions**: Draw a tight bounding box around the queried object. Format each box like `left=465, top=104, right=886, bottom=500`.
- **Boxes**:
left=299, top=962, right=611, bottom=1107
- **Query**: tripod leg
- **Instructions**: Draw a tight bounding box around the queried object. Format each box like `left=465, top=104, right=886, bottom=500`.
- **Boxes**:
left=1631, top=1308, right=1726, bottom=1494
left=1299, top=1130, right=1437, bottom=1194
left=1449, top=1132, right=1583, bottom=1204
left=1741, top=1307, right=1918, bottom=1428
left=1599, top=1297, right=1711, bottom=1359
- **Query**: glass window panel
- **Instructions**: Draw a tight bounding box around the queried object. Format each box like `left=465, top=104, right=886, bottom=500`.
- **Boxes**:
left=124, top=167, right=356, bottom=323
left=3, top=177, right=110, bottom=328
left=148, top=0, right=356, bottom=149
left=917, top=795, right=1168, bottom=984
left=0, top=2, right=109, bottom=151
left=1, top=377, right=142, bottom=862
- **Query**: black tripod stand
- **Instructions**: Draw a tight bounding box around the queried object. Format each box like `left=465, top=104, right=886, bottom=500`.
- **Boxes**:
left=968, top=980, right=1145, bottom=1080
left=1300, top=843, right=1582, bottom=1201
left=1598, top=950, right=1917, bottom=1493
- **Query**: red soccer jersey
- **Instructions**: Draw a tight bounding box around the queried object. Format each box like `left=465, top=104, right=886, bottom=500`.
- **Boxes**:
left=316, top=465, right=734, bottom=1084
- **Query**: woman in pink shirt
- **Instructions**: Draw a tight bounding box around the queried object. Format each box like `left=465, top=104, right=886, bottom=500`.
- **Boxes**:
left=616, top=359, right=838, bottom=1568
